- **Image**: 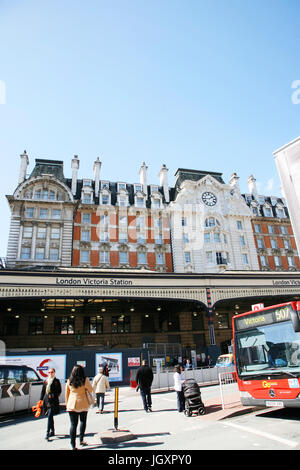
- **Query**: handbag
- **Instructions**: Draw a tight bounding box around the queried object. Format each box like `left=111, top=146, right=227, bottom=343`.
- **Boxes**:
left=85, top=389, right=95, bottom=407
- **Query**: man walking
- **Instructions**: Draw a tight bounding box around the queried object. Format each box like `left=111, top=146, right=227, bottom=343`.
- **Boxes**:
left=136, top=359, right=154, bottom=412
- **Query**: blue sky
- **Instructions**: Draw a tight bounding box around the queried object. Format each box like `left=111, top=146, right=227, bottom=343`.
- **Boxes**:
left=1, top=0, right=300, bottom=257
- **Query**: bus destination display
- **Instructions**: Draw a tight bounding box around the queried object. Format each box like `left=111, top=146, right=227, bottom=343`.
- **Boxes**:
left=234, top=305, right=292, bottom=331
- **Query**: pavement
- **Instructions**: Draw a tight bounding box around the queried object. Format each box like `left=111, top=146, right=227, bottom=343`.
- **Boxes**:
left=0, top=382, right=261, bottom=451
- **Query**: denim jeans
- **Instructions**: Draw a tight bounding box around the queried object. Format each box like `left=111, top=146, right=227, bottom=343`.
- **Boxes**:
left=176, top=390, right=185, bottom=412
left=140, top=387, right=152, bottom=411
left=68, top=411, right=88, bottom=448
left=47, top=406, right=55, bottom=434
left=96, top=392, right=105, bottom=410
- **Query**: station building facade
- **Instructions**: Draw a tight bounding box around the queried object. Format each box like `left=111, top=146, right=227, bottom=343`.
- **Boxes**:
left=2, top=152, right=300, bottom=361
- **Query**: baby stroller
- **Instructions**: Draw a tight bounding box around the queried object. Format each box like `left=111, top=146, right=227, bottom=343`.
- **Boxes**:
left=182, top=379, right=205, bottom=416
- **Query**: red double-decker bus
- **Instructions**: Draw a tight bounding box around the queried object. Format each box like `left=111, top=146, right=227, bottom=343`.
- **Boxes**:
left=233, top=301, right=300, bottom=408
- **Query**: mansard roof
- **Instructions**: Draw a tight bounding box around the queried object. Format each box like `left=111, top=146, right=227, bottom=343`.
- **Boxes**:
left=29, top=159, right=65, bottom=182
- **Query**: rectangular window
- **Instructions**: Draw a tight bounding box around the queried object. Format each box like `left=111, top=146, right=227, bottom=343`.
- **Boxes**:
left=284, top=239, right=290, bottom=250
left=80, top=250, right=90, bottom=263
left=254, top=224, right=261, bottom=233
left=257, top=238, right=264, bottom=249
left=100, top=251, right=109, bottom=263
left=82, top=213, right=91, bottom=224
left=216, top=312, right=229, bottom=329
left=214, top=233, right=221, bottom=243
left=240, top=235, right=245, bottom=246
left=49, top=248, right=59, bottom=260
left=21, top=247, right=31, bottom=259
left=52, top=209, right=61, bottom=219
left=39, top=209, right=48, bottom=219
left=264, top=207, right=272, bottom=217
left=112, top=315, right=130, bottom=333
left=183, top=234, right=189, bottom=244
left=156, top=253, right=164, bottom=265
left=102, top=195, right=109, bottom=205
left=274, top=255, right=281, bottom=267
left=83, top=316, right=103, bottom=334
left=100, top=231, right=109, bottom=242
left=281, top=226, right=287, bottom=235
left=136, top=197, right=144, bottom=207
left=54, top=316, right=74, bottom=335
left=138, top=252, right=147, bottom=264
left=119, top=251, right=128, bottom=264
left=192, top=312, right=204, bottom=330
left=36, top=247, right=45, bottom=260
left=51, top=227, right=60, bottom=239
left=184, top=252, right=191, bottom=263
left=237, top=220, right=243, bottom=230
left=25, top=207, right=34, bottom=218
left=206, top=251, right=213, bottom=263
left=288, top=256, right=295, bottom=267
left=23, top=226, right=33, bottom=238
left=242, top=253, right=249, bottom=264
left=83, top=194, right=92, bottom=204
left=271, top=239, right=277, bottom=249
left=37, top=227, right=46, bottom=239
left=260, top=255, right=267, bottom=267
left=28, top=316, right=44, bottom=335
left=277, top=208, right=285, bottom=218
left=216, top=252, right=223, bottom=264
left=268, top=225, right=274, bottom=234
left=81, top=230, right=90, bottom=241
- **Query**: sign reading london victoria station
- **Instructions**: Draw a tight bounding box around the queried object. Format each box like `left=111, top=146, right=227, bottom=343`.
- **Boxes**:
left=55, top=277, right=134, bottom=286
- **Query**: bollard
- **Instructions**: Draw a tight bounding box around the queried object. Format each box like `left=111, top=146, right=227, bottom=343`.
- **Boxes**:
left=114, top=386, right=119, bottom=431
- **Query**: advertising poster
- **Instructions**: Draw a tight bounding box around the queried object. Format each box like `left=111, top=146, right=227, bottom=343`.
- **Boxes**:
left=128, top=357, right=140, bottom=367
left=0, top=355, right=66, bottom=381
left=95, top=353, right=122, bottom=382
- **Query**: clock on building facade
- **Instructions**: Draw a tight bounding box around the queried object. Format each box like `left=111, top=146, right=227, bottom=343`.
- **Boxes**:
left=202, top=191, right=217, bottom=206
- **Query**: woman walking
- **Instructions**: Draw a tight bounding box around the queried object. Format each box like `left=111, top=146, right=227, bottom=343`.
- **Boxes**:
left=92, top=366, right=110, bottom=413
left=65, top=365, right=93, bottom=450
left=40, top=367, right=62, bottom=440
left=173, top=364, right=185, bottom=413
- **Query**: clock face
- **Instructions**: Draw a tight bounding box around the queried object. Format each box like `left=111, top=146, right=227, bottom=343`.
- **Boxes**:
left=202, top=191, right=217, bottom=206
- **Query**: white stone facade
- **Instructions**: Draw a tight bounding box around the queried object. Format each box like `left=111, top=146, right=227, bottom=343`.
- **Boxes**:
left=168, top=171, right=259, bottom=273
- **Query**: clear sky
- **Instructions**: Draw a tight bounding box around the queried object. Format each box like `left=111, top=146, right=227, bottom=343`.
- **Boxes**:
left=1, top=0, right=300, bottom=257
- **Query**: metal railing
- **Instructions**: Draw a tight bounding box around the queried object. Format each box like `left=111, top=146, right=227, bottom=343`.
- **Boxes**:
left=218, top=370, right=239, bottom=410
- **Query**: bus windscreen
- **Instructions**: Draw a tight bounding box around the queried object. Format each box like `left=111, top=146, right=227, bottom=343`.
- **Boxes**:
left=234, top=317, right=300, bottom=379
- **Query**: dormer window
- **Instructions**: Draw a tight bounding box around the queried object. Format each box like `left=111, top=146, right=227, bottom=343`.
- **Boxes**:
left=83, top=179, right=92, bottom=187
left=101, top=181, right=110, bottom=190
left=118, top=182, right=127, bottom=191
left=151, top=185, right=159, bottom=193
left=263, top=206, right=272, bottom=217
left=136, top=196, right=145, bottom=208
left=258, top=196, right=265, bottom=205
left=82, top=190, right=92, bottom=204
left=276, top=207, right=285, bottom=218
left=134, top=184, right=143, bottom=193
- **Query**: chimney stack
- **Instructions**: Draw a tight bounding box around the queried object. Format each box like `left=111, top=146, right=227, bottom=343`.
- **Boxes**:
left=229, top=172, right=240, bottom=193
left=248, top=174, right=258, bottom=200
left=139, top=162, right=148, bottom=195
left=71, top=155, right=80, bottom=196
left=159, top=164, right=169, bottom=202
left=93, top=157, right=102, bottom=195
left=18, top=150, right=29, bottom=184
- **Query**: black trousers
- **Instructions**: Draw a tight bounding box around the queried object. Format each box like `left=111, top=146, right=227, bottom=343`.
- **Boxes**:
left=68, top=411, right=88, bottom=448
left=140, top=387, right=152, bottom=411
